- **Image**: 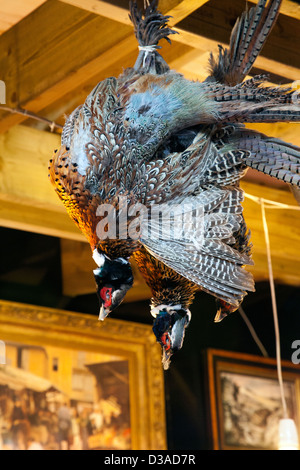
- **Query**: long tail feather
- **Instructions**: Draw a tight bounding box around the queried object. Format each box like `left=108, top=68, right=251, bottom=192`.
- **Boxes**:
left=208, top=0, right=282, bottom=85
left=222, top=126, right=300, bottom=187
left=208, top=76, right=300, bottom=124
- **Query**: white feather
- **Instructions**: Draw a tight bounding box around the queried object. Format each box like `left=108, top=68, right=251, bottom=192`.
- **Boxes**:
left=93, top=249, right=105, bottom=267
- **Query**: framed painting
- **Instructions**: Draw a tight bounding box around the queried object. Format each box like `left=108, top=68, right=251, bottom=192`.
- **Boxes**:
left=0, top=300, right=166, bottom=451
left=206, top=348, right=300, bottom=450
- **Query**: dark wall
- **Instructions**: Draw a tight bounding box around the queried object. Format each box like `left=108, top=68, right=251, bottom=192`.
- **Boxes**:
left=0, top=226, right=299, bottom=449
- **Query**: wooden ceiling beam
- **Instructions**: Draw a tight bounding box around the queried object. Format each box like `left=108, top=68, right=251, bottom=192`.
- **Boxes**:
left=0, top=124, right=84, bottom=240
left=58, top=0, right=132, bottom=26
left=0, top=0, right=47, bottom=34
left=58, top=0, right=209, bottom=26
left=0, top=0, right=135, bottom=133
left=0, top=125, right=60, bottom=211
left=241, top=180, right=300, bottom=287
left=246, top=122, right=300, bottom=147
left=0, top=199, right=85, bottom=242
left=176, top=0, right=300, bottom=82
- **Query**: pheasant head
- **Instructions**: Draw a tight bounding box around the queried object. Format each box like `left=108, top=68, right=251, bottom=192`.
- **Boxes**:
left=92, top=251, right=133, bottom=320
left=152, top=305, right=191, bottom=370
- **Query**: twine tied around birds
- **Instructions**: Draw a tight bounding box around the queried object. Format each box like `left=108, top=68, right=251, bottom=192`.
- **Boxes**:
left=138, top=45, right=158, bottom=67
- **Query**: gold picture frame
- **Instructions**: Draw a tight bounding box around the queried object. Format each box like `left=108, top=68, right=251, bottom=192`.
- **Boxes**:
left=0, top=299, right=166, bottom=450
left=206, top=348, right=300, bottom=450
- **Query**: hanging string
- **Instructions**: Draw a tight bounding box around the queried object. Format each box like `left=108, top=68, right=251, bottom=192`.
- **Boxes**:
left=260, top=198, right=288, bottom=419
left=244, top=192, right=300, bottom=211
left=238, top=305, right=269, bottom=358
left=0, top=105, right=63, bottom=132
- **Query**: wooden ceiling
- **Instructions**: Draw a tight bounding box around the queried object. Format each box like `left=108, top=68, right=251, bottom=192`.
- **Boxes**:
left=0, top=0, right=300, bottom=302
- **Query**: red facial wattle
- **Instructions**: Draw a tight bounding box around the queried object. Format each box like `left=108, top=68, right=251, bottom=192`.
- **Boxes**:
left=161, top=332, right=171, bottom=351
left=100, top=287, right=113, bottom=308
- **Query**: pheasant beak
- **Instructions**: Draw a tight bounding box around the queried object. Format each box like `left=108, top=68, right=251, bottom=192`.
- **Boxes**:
left=162, top=345, right=172, bottom=370
left=93, top=258, right=134, bottom=321
left=97, top=284, right=133, bottom=321
left=99, top=304, right=110, bottom=321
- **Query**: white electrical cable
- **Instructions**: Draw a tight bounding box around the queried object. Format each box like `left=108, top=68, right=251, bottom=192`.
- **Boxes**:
left=260, top=198, right=288, bottom=419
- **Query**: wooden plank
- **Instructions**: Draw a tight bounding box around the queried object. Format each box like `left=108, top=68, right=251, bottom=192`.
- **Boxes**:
left=0, top=34, right=138, bottom=133
left=246, top=122, right=300, bottom=147
left=0, top=0, right=134, bottom=133
left=59, top=0, right=300, bottom=26
left=0, top=124, right=85, bottom=240
left=0, top=199, right=85, bottom=241
left=0, top=0, right=47, bottom=34
left=172, top=36, right=300, bottom=82
left=163, top=0, right=209, bottom=25
left=59, top=0, right=132, bottom=26
left=248, top=251, right=300, bottom=286
left=59, top=0, right=209, bottom=25
left=170, top=49, right=210, bottom=81
left=0, top=125, right=61, bottom=209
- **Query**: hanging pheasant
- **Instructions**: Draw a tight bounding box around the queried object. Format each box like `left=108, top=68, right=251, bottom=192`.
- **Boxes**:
left=130, top=0, right=300, bottom=368
left=49, top=0, right=300, bottom=368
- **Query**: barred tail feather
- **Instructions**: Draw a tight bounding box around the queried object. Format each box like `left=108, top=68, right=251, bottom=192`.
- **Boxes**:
left=208, top=0, right=282, bottom=85
left=243, top=103, right=300, bottom=123
left=209, top=77, right=300, bottom=125
left=230, top=0, right=282, bottom=82
left=230, top=127, right=300, bottom=187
